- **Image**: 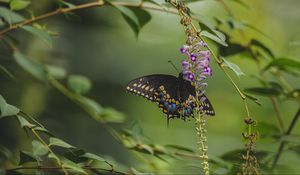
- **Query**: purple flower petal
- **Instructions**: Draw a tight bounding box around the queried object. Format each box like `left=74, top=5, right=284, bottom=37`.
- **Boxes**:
left=190, top=54, right=197, bottom=62
left=179, top=45, right=190, bottom=54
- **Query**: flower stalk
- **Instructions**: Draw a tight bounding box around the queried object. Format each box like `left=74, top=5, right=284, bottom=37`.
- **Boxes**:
left=168, top=0, right=213, bottom=173
left=241, top=118, right=259, bottom=175
left=195, top=111, right=209, bottom=175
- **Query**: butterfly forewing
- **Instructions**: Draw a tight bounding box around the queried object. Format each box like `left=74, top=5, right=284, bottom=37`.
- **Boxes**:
left=126, top=73, right=215, bottom=119
left=126, top=74, right=182, bottom=117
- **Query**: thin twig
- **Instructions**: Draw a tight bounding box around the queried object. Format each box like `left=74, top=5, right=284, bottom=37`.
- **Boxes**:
left=272, top=107, right=300, bottom=168
left=270, top=97, right=285, bottom=132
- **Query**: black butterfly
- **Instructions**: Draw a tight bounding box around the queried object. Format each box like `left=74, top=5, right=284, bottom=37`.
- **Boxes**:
left=126, top=73, right=215, bottom=122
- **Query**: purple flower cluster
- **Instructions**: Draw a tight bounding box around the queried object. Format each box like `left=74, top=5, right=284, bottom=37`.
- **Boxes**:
left=180, top=36, right=212, bottom=88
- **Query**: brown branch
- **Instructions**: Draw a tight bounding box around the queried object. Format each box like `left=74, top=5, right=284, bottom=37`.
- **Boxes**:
left=0, top=1, right=185, bottom=36
left=0, top=1, right=104, bottom=36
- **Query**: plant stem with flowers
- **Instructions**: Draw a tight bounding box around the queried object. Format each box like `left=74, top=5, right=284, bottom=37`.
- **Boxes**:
left=174, top=0, right=213, bottom=172
left=167, top=0, right=259, bottom=174
left=180, top=36, right=212, bottom=175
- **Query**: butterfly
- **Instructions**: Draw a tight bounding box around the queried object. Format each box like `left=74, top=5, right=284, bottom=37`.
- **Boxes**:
left=126, top=73, right=215, bottom=123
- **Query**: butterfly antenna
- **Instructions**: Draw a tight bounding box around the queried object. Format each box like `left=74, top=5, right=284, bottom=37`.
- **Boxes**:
left=168, top=60, right=180, bottom=73
left=167, top=117, right=170, bottom=128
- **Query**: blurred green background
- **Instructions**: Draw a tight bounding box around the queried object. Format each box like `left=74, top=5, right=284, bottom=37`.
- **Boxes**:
left=0, top=0, right=300, bottom=173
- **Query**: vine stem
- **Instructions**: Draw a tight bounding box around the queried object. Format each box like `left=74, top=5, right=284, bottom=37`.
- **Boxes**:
left=30, top=128, right=69, bottom=175
left=272, top=107, right=300, bottom=168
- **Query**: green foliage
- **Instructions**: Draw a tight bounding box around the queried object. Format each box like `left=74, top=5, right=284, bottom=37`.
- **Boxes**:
left=0, top=0, right=299, bottom=174
left=114, top=6, right=151, bottom=37
left=10, top=0, right=31, bottom=11
left=45, top=65, right=67, bottom=79
left=49, top=137, right=74, bottom=148
left=13, top=51, right=47, bottom=81
left=0, top=64, right=16, bottom=81
left=21, top=25, right=52, bottom=47
left=263, top=58, right=300, bottom=75
left=67, top=75, right=92, bottom=94
left=32, top=140, right=48, bottom=157
left=221, top=57, right=245, bottom=77
left=244, top=87, right=281, bottom=97
left=0, top=6, right=25, bottom=24
left=200, top=30, right=228, bottom=46
left=0, top=95, right=20, bottom=118
left=19, top=151, right=38, bottom=164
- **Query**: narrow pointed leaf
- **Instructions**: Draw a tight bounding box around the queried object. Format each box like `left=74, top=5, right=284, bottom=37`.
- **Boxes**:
left=0, top=95, right=20, bottom=118
left=21, top=25, right=52, bottom=47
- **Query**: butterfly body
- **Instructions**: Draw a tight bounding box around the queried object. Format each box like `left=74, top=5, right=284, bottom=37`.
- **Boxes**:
left=126, top=73, right=214, bottom=120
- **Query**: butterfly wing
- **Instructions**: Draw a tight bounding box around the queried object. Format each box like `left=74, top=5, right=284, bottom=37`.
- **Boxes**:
left=126, top=74, right=181, bottom=117
left=178, top=74, right=215, bottom=116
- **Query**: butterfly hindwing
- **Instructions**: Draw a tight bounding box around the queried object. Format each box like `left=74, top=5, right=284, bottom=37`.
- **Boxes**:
left=178, top=74, right=215, bottom=116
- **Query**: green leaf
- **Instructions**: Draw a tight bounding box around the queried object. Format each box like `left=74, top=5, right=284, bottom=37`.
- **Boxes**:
left=244, top=23, right=271, bottom=40
left=63, top=149, right=86, bottom=163
left=115, top=6, right=151, bottom=37
left=49, top=137, right=74, bottom=148
left=263, top=58, right=300, bottom=74
left=257, top=122, right=280, bottom=138
left=13, top=51, right=47, bottom=81
left=220, top=149, right=270, bottom=164
left=19, top=151, right=37, bottom=165
left=244, top=87, right=281, bottom=97
left=99, top=108, right=126, bottom=123
left=134, top=143, right=154, bottom=154
left=250, top=39, right=274, bottom=58
left=32, top=140, right=48, bottom=157
left=230, top=0, right=250, bottom=9
left=77, top=96, right=102, bottom=117
left=0, top=7, right=25, bottom=24
left=131, top=168, right=145, bottom=175
left=57, top=0, right=75, bottom=8
left=81, top=153, right=104, bottom=162
left=279, top=135, right=300, bottom=144
left=199, top=21, right=227, bottom=43
left=67, top=75, right=92, bottom=94
left=289, top=145, right=300, bottom=156
left=10, top=0, right=31, bottom=11
left=0, top=64, right=16, bottom=81
left=0, top=95, right=20, bottom=118
left=268, top=82, right=284, bottom=92
left=219, top=43, right=247, bottom=57
left=142, top=0, right=163, bottom=6
left=17, top=115, right=35, bottom=128
left=62, top=159, right=88, bottom=175
left=221, top=57, right=245, bottom=77
left=45, top=65, right=66, bottom=79
left=21, top=25, right=52, bottom=47
left=165, top=145, right=195, bottom=153
left=35, top=126, right=53, bottom=136
left=244, top=93, right=261, bottom=105
left=200, top=30, right=228, bottom=46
